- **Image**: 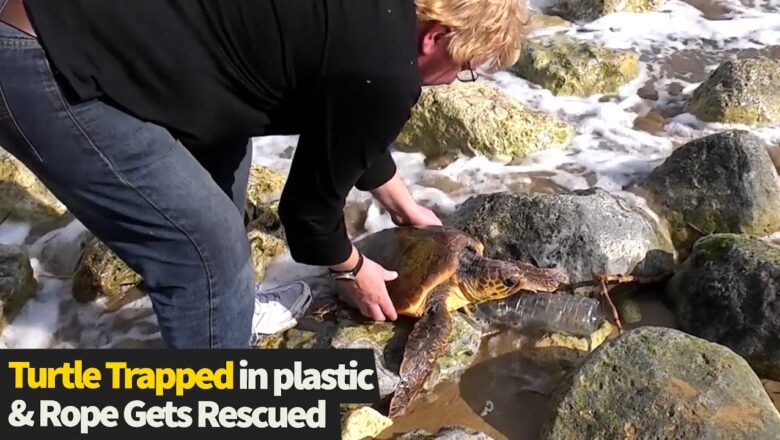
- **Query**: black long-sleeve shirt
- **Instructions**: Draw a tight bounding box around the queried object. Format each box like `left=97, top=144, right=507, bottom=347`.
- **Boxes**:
left=24, top=0, right=422, bottom=266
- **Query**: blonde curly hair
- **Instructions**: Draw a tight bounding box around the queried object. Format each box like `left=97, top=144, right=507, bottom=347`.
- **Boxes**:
left=415, top=0, right=530, bottom=72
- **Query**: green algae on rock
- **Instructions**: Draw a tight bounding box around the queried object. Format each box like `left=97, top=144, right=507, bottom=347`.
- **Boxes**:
left=331, top=309, right=482, bottom=396
left=667, top=234, right=780, bottom=380
left=0, top=151, right=67, bottom=224
left=257, top=293, right=482, bottom=404
left=73, top=227, right=286, bottom=303
left=72, top=238, right=142, bottom=303
left=550, top=0, right=667, bottom=22
left=511, top=37, right=640, bottom=97
left=635, top=130, right=780, bottom=254
left=247, top=227, right=288, bottom=282
left=395, top=83, right=574, bottom=163
left=541, top=327, right=780, bottom=440
left=686, top=58, right=780, bottom=125
left=245, top=165, right=286, bottom=232
left=0, top=245, right=37, bottom=332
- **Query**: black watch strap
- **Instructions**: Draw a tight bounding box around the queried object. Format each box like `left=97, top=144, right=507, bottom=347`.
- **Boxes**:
left=328, top=252, right=364, bottom=281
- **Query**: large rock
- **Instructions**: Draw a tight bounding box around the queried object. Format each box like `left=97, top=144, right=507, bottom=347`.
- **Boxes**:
left=549, top=0, right=666, bottom=22
left=511, top=37, right=639, bottom=97
left=686, top=58, right=780, bottom=125
left=635, top=130, right=780, bottom=253
left=541, top=327, right=780, bottom=439
left=0, top=245, right=37, bottom=331
left=667, top=234, right=780, bottom=380
left=395, top=83, right=574, bottom=163
left=0, top=151, right=67, bottom=223
left=256, top=292, right=481, bottom=403
left=394, top=427, right=495, bottom=440
left=449, top=188, right=675, bottom=286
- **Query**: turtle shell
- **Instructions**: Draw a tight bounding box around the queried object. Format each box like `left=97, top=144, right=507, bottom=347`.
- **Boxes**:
left=354, top=225, right=484, bottom=317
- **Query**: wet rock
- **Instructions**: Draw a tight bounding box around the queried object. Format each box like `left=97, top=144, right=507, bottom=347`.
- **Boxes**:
left=549, top=0, right=666, bottom=22
left=686, top=58, right=780, bottom=124
left=331, top=308, right=482, bottom=397
left=534, top=320, right=615, bottom=352
left=635, top=130, right=780, bottom=253
left=667, top=234, right=780, bottom=380
left=668, top=81, right=685, bottom=96
left=246, top=165, right=286, bottom=205
left=73, top=227, right=285, bottom=303
left=633, top=110, right=666, bottom=134
left=394, top=426, right=495, bottom=440
left=341, top=407, right=393, bottom=440
left=0, top=151, right=67, bottom=224
left=247, top=228, right=288, bottom=282
left=28, top=220, right=93, bottom=277
left=245, top=165, right=286, bottom=230
left=511, top=37, right=640, bottom=97
left=541, top=327, right=780, bottom=439
left=0, top=245, right=37, bottom=331
left=526, top=14, right=571, bottom=33
left=261, top=295, right=481, bottom=403
left=72, top=238, right=142, bottom=303
left=395, top=83, right=574, bottom=163
left=449, top=188, right=675, bottom=288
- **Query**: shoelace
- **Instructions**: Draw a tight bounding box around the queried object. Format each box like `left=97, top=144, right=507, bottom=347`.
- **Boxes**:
left=255, top=292, right=282, bottom=305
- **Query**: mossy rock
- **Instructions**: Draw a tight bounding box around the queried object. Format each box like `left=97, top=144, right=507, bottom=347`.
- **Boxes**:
left=247, top=227, right=288, bottom=282
left=73, top=228, right=287, bottom=303
left=257, top=295, right=481, bottom=405
left=0, top=245, right=37, bottom=331
left=550, top=0, right=666, bottom=22
left=686, top=58, right=780, bottom=125
left=511, top=37, right=640, bottom=96
left=395, top=83, right=574, bottom=163
left=71, top=238, right=142, bottom=303
left=0, top=151, right=67, bottom=223
left=541, top=327, right=780, bottom=439
left=245, top=165, right=286, bottom=232
left=667, top=234, right=780, bottom=380
left=635, top=130, right=780, bottom=254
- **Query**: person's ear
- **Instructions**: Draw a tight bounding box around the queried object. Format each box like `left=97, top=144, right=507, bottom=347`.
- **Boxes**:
left=419, top=21, right=452, bottom=56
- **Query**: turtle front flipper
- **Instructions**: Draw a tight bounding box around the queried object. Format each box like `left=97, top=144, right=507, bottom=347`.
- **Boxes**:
left=388, top=285, right=453, bottom=419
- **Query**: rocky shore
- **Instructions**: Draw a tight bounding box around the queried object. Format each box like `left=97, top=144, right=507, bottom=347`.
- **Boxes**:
left=1, top=0, right=780, bottom=439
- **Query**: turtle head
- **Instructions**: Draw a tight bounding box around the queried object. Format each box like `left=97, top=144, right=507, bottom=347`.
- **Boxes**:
left=462, top=258, right=570, bottom=302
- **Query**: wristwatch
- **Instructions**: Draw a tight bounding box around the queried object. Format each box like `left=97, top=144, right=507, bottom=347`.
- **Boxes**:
left=328, top=252, right=364, bottom=281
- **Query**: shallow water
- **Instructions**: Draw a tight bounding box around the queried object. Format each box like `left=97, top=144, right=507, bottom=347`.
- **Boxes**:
left=2, top=0, right=780, bottom=436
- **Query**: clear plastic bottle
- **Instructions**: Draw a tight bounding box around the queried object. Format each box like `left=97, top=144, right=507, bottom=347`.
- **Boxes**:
left=475, top=293, right=603, bottom=336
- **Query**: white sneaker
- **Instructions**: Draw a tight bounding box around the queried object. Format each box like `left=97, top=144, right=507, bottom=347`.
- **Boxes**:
left=251, top=281, right=313, bottom=338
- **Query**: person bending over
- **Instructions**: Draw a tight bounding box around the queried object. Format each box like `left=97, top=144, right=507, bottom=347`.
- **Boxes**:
left=0, top=0, right=528, bottom=348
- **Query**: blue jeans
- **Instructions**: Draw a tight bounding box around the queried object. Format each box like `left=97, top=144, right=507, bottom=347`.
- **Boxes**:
left=0, top=20, right=255, bottom=348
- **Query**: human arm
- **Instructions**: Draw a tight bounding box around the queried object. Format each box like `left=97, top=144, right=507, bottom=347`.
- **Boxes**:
left=277, top=72, right=421, bottom=321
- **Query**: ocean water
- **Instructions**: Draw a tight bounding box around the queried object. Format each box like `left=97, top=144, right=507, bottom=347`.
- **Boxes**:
left=1, top=2, right=779, bottom=431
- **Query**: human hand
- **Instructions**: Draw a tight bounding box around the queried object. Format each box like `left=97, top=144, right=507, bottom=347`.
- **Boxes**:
left=335, top=255, right=399, bottom=322
left=391, top=202, right=443, bottom=227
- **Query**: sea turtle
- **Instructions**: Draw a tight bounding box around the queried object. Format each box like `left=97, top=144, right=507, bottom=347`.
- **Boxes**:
left=354, top=225, right=569, bottom=418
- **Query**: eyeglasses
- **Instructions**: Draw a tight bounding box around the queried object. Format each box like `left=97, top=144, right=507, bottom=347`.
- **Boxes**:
left=456, top=68, right=479, bottom=83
